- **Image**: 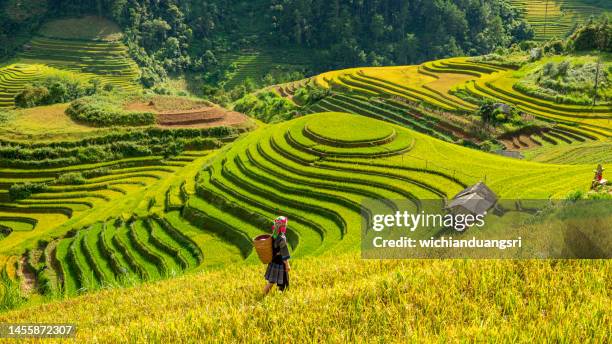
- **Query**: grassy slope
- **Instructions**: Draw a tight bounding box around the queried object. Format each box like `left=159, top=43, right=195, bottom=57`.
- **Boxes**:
left=0, top=103, right=107, bottom=141
left=0, top=254, right=608, bottom=342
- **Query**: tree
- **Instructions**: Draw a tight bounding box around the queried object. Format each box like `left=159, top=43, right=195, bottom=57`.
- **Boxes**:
left=203, top=50, right=218, bottom=66
left=569, top=19, right=611, bottom=52
left=14, top=86, right=49, bottom=108
left=370, top=14, right=385, bottom=39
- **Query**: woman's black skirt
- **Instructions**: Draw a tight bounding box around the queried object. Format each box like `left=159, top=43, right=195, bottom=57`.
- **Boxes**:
left=265, top=262, right=289, bottom=289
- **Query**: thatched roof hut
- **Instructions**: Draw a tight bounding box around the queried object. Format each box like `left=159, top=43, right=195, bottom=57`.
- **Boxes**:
left=448, top=182, right=498, bottom=215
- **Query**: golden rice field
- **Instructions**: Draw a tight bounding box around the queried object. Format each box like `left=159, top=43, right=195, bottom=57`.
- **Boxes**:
left=0, top=254, right=609, bottom=343
left=0, top=111, right=600, bottom=286
left=307, top=55, right=611, bottom=153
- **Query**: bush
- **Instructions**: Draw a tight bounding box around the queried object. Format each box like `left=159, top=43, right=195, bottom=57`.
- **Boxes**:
left=566, top=190, right=585, bottom=201
left=234, top=91, right=297, bottom=123
left=0, top=109, right=15, bottom=125
left=14, top=86, right=50, bottom=108
left=543, top=40, right=565, bottom=54
left=66, top=96, right=156, bottom=127
left=529, top=48, right=543, bottom=62
left=14, top=75, right=102, bottom=108
left=82, top=168, right=110, bottom=178
left=56, top=172, right=86, bottom=185
left=161, top=141, right=184, bottom=158
left=0, top=125, right=241, bottom=168
left=0, top=272, right=24, bottom=311
left=518, top=40, right=539, bottom=51
left=586, top=191, right=612, bottom=200
left=477, top=101, right=525, bottom=126
left=294, top=85, right=330, bottom=105
left=9, top=182, right=48, bottom=200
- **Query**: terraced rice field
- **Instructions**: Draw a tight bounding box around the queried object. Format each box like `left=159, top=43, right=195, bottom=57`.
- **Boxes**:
left=305, top=56, right=610, bottom=149
left=156, top=107, right=248, bottom=128
left=498, top=126, right=597, bottom=150
left=0, top=112, right=596, bottom=296
left=54, top=217, right=203, bottom=294
left=310, top=64, right=477, bottom=143
left=0, top=18, right=140, bottom=108
left=0, top=64, right=52, bottom=108
left=184, top=112, right=595, bottom=260
left=0, top=138, right=243, bottom=295
left=524, top=140, right=612, bottom=163
left=220, top=49, right=311, bottom=89
left=509, top=0, right=610, bottom=40
left=19, top=36, right=140, bottom=90
left=273, top=78, right=312, bottom=104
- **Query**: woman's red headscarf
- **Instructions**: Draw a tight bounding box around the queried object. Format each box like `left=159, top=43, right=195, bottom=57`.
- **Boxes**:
left=272, top=216, right=287, bottom=238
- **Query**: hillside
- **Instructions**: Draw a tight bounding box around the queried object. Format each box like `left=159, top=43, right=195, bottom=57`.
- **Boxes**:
left=0, top=113, right=608, bottom=342
left=0, top=9, right=610, bottom=342
left=1, top=0, right=535, bottom=86
left=264, top=53, right=611, bottom=158
left=0, top=112, right=598, bottom=298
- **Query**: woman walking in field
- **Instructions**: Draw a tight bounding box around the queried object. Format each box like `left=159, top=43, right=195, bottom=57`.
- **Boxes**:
left=263, top=216, right=291, bottom=295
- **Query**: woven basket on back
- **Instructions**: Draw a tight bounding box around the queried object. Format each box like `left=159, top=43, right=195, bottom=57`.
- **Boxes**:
left=253, top=234, right=273, bottom=264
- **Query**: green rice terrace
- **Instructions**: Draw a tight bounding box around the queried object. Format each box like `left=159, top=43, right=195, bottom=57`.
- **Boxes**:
left=0, top=107, right=600, bottom=296
left=509, top=0, right=611, bottom=40
left=0, top=17, right=140, bottom=108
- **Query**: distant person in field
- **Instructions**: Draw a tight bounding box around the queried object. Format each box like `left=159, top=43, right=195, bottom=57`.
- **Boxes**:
left=263, top=216, right=291, bottom=295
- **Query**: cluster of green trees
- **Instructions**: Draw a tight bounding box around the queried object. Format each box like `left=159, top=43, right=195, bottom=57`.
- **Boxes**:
left=65, top=95, right=156, bottom=127
left=1, top=0, right=234, bottom=84
left=234, top=91, right=298, bottom=123
left=233, top=84, right=330, bottom=123
left=14, top=76, right=110, bottom=108
left=0, top=0, right=49, bottom=59
left=45, top=0, right=234, bottom=86
left=293, top=85, right=330, bottom=105
left=267, top=0, right=533, bottom=68
left=568, top=19, right=611, bottom=52
left=477, top=101, right=523, bottom=126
